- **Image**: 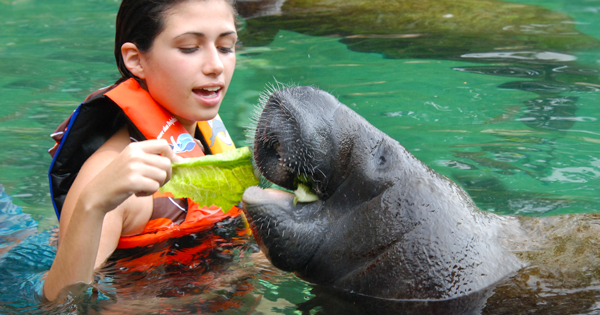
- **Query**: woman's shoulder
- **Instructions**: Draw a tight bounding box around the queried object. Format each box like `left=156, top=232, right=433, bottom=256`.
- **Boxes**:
left=94, top=125, right=132, bottom=156
left=73, top=126, right=131, bottom=199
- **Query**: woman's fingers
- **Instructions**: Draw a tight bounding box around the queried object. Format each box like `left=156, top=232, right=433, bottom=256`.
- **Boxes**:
left=94, top=139, right=184, bottom=203
left=126, top=139, right=180, bottom=188
left=139, top=153, right=173, bottom=184
left=158, top=143, right=185, bottom=164
left=136, top=139, right=183, bottom=163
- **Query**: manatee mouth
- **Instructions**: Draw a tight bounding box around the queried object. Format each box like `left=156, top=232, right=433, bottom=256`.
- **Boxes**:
left=242, top=187, right=295, bottom=209
left=241, top=186, right=324, bottom=273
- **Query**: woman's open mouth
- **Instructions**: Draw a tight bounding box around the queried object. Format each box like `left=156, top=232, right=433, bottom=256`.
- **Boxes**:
left=193, top=86, right=221, bottom=99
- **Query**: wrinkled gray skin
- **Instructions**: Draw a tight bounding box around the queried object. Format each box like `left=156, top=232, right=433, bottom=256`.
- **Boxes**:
left=242, top=86, right=527, bottom=300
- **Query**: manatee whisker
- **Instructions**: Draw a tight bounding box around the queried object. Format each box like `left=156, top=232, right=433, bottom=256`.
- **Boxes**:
left=317, top=169, right=326, bottom=179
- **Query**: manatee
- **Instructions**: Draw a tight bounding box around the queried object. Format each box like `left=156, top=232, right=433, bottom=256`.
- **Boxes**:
left=238, top=0, right=600, bottom=61
left=241, top=86, right=524, bottom=300
left=241, top=86, right=600, bottom=304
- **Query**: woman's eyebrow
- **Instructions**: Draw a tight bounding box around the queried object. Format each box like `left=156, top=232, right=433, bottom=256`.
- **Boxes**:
left=219, top=31, right=237, bottom=38
left=175, top=31, right=237, bottom=39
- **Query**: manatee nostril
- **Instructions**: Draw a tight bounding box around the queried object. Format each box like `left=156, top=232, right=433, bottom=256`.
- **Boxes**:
left=255, top=130, right=297, bottom=190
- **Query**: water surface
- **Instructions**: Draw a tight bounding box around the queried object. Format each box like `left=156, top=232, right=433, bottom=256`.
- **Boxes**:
left=0, top=0, right=599, bottom=313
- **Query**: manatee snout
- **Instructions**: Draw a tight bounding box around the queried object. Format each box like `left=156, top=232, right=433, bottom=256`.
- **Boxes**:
left=252, top=89, right=306, bottom=191
left=252, top=86, right=338, bottom=195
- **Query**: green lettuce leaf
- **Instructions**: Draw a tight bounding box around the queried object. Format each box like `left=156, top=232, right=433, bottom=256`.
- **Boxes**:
left=293, top=183, right=319, bottom=205
left=160, top=146, right=259, bottom=211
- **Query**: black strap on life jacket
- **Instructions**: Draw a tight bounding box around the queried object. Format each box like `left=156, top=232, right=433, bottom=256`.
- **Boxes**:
left=48, top=92, right=132, bottom=220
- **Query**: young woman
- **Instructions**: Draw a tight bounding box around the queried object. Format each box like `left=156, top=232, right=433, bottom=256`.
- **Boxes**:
left=44, top=0, right=239, bottom=301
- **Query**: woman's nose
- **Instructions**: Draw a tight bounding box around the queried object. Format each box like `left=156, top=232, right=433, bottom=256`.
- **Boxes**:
left=202, top=47, right=224, bottom=76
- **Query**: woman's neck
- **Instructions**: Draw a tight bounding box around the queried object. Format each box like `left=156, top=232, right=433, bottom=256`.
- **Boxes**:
left=138, top=79, right=197, bottom=137
left=178, top=118, right=197, bottom=137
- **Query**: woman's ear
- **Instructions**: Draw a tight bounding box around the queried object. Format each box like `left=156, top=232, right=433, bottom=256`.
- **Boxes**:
left=121, top=43, right=146, bottom=79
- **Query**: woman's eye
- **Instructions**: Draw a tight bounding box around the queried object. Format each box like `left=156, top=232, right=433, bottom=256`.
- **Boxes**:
left=180, top=47, right=198, bottom=53
left=219, top=46, right=234, bottom=53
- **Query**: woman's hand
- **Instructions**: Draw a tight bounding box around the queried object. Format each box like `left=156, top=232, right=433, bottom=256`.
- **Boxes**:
left=82, top=139, right=183, bottom=215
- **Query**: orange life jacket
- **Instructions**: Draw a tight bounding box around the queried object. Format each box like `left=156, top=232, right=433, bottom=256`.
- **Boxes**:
left=48, top=78, right=247, bottom=250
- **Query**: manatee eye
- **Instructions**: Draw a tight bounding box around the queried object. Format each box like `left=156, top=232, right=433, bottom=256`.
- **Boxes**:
left=373, top=140, right=390, bottom=170
left=273, top=142, right=282, bottom=159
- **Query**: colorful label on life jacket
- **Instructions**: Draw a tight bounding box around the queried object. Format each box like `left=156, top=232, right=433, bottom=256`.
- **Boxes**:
left=198, top=115, right=236, bottom=154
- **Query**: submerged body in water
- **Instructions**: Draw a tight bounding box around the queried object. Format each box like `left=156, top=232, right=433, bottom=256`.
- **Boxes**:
left=239, top=0, right=600, bottom=60
left=0, top=207, right=287, bottom=314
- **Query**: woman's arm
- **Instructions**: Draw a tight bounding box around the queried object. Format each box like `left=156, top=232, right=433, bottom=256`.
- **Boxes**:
left=43, top=127, right=180, bottom=301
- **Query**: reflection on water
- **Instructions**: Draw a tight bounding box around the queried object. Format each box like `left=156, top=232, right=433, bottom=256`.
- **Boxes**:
left=520, top=96, right=580, bottom=130
left=0, top=184, right=50, bottom=314
left=297, top=286, right=496, bottom=315
left=451, top=172, right=571, bottom=214
left=236, top=0, right=286, bottom=18
left=84, top=219, right=268, bottom=314
left=0, top=185, right=37, bottom=257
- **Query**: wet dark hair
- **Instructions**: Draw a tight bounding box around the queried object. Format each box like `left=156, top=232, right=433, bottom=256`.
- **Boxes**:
left=114, top=0, right=236, bottom=82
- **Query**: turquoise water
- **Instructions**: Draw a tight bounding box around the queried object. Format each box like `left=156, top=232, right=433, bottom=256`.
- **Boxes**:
left=0, top=0, right=599, bottom=313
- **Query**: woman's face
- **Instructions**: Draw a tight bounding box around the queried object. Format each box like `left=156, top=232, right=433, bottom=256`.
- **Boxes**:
left=138, top=0, right=237, bottom=130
